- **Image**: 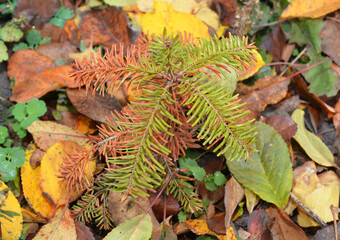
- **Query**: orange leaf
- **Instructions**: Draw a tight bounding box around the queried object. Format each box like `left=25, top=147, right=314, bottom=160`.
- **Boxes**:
left=183, top=219, right=226, bottom=240
left=21, top=144, right=55, bottom=219
left=33, top=207, right=77, bottom=240
left=27, top=120, right=89, bottom=152
left=40, top=141, right=96, bottom=206
left=280, top=0, right=340, bottom=20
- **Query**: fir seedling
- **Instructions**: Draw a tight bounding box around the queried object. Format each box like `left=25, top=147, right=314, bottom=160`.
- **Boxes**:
left=69, top=31, right=257, bottom=220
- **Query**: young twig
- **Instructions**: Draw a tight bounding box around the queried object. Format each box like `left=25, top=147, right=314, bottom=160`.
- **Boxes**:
left=290, top=192, right=327, bottom=227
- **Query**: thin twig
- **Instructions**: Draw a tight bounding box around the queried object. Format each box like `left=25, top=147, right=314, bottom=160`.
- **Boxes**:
left=266, top=62, right=306, bottom=67
left=330, top=205, right=339, bottom=240
left=290, top=192, right=327, bottom=227
left=253, top=20, right=282, bottom=29
left=0, top=96, right=13, bottom=105
left=280, top=47, right=307, bottom=76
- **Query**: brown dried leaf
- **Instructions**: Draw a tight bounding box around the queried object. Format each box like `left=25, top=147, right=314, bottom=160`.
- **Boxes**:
left=224, top=176, right=244, bottom=230
left=39, top=23, right=63, bottom=42
left=247, top=209, right=272, bottom=240
left=266, top=206, right=308, bottom=240
left=236, top=75, right=290, bottom=122
left=79, top=7, right=131, bottom=49
left=207, top=212, right=226, bottom=235
left=14, top=0, right=60, bottom=28
left=66, top=88, right=122, bottom=122
left=216, top=0, right=238, bottom=26
left=148, top=192, right=179, bottom=222
left=264, top=114, right=297, bottom=144
left=321, top=20, right=340, bottom=66
left=36, top=42, right=78, bottom=64
left=75, top=221, right=95, bottom=240
left=333, top=97, right=340, bottom=135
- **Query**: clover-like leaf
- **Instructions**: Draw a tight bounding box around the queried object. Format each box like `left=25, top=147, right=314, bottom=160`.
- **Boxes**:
left=179, top=157, right=206, bottom=181
left=0, top=126, right=9, bottom=144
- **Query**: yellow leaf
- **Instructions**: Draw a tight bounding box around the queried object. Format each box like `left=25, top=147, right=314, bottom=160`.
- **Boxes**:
left=183, top=219, right=226, bottom=240
left=292, top=109, right=335, bottom=167
left=40, top=141, right=96, bottom=206
left=0, top=180, right=23, bottom=240
left=237, top=50, right=265, bottom=81
left=134, top=1, right=210, bottom=39
left=69, top=47, right=96, bottom=62
left=291, top=161, right=340, bottom=227
left=33, top=207, right=77, bottom=240
left=280, top=0, right=340, bottom=20
left=21, top=144, right=55, bottom=219
left=27, top=120, right=90, bottom=151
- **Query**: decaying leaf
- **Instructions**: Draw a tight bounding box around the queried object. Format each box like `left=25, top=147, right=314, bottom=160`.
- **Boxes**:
left=75, top=221, right=95, bottom=240
left=174, top=219, right=226, bottom=240
left=244, top=188, right=259, bottom=214
left=0, top=180, right=23, bottom=240
left=280, top=0, right=340, bottom=20
left=266, top=206, right=308, bottom=240
left=21, top=144, right=55, bottom=219
left=131, top=1, right=210, bottom=39
left=237, top=49, right=265, bottom=81
left=236, top=75, right=290, bottom=122
left=104, top=214, right=153, bottom=240
left=78, top=7, right=132, bottom=49
left=66, top=88, right=123, bottom=122
left=290, top=161, right=340, bottom=227
left=33, top=207, right=77, bottom=240
left=227, top=122, right=293, bottom=209
left=224, top=176, right=244, bottom=230
left=247, top=209, right=272, bottom=240
left=291, top=108, right=335, bottom=167
left=27, top=120, right=89, bottom=151
left=321, top=20, right=340, bottom=66
left=265, top=114, right=297, bottom=144
left=334, top=98, right=340, bottom=135
left=40, top=141, right=96, bottom=206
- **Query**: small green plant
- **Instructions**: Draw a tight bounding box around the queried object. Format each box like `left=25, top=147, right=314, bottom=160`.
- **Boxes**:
left=13, top=29, right=51, bottom=52
left=49, top=6, right=74, bottom=29
left=11, top=98, right=47, bottom=138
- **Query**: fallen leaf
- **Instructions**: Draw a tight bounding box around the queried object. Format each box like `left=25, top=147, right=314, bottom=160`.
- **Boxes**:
left=237, top=50, right=265, bottom=81
left=280, top=0, right=340, bottom=20
left=33, top=207, right=77, bottom=240
left=107, top=191, right=159, bottom=227
left=79, top=7, right=132, bottom=49
left=69, top=46, right=96, bottom=62
left=39, top=22, right=63, bottom=42
left=334, top=98, right=340, bottom=135
left=224, top=176, right=244, bottom=230
left=208, top=212, right=226, bottom=235
left=21, top=144, right=55, bottom=219
left=227, top=122, right=293, bottom=209
left=216, top=0, right=238, bottom=26
left=132, top=1, right=210, bottom=39
left=0, top=180, right=23, bottom=240
left=148, top=192, right=179, bottom=222
left=75, top=221, right=95, bottom=240
left=244, top=188, right=259, bottom=214
left=13, top=0, right=60, bottom=28
left=290, top=161, right=340, bottom=227
left=40, top=141, right=96, bottom=206
left=21, top=206, right=48, bottom=223
left=104, top=214, right=153, bottom=240
left=291, top=108, right=335, bottom=167
left=313, top=223, right=340, bottom=240
left=247, top=209, right=272, bottom=240
left=27, top=120, right=89, bottom=151
left=66, top=88, right=123, bottom=122
left=151, top=216, right=177, bottom=240
left=29, top=147, right=45, bottom=168
left=321, top=20, right=340, bottom=66
left=266, top=206, right=308, bottom=240
left=36, top=41, right=78, bottom=64
left=62, top=19, right=82, bottom=46
left=175, top=219, right=226, bottom=240
left=260, top=26, right=286, bottom=71
left=293, top=75, right=335, bottom=118
left=264, top=114, right=297, bottom=144
left=236, top=75, right=290, bottom=122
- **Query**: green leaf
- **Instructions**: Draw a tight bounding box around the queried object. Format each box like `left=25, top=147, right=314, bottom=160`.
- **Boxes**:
left=179, top=157, right=206, bottom=181
left=291, top=109, right=334, bottom=167
left=227, top=121, right=293, bottom=209
left=0, top=22, right=23, bottom=42
left=0, top=151, right=17, bottom=182
left=26, top=98, right=47, bottom=118
left=0, top=209, right=20, bottom=218
left=49, top=7, right=74, bottom=29
left=6, top=147, right=25, bottom=168
left=104, top=214, right=152, bottom=240
left=49, top=18, right=67, bottom=29
left=204, top=174, right=218, bottom=191
left=26, top=30, right=43, bottom=47
left=12, top=122, right=26, bottom=139
left=12, top=103, right=26, bottom=121
left=177, top=211, right=186, bottom=223
left=213, top=171, right=227, bottom=186
left=13, top=42, right=29, bottom=51
left=0, top=126, right=9, bottom=144
left=0, top=40, right=8, bottom=62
